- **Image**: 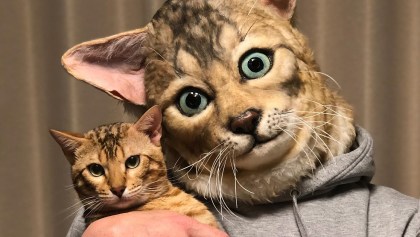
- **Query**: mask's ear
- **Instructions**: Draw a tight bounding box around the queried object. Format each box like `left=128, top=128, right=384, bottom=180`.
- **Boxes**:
left=49, top=129, right=86, bottom=164
left=61, top=27, right=150, bottom=105
left=260, top=0, right=296, bottom=20
left=132, top=105, right=162, bottom=147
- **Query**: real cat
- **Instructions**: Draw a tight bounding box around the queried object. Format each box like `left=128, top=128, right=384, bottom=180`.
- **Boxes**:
left=50, top=106, right=219, bottom=228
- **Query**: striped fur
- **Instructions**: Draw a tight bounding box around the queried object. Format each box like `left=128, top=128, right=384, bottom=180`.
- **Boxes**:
left=50, top=108, right=219, bottom=228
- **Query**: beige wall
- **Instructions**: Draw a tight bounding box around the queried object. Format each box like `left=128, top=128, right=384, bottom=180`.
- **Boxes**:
left=0, top=1, right=418, bottom=236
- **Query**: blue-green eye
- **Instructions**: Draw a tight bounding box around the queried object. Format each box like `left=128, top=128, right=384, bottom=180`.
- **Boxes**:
left=239, top=50, right=273, bottom=79
left=178, top=89, right=209, bottom=116
left=88, top=164, right=104, bottom=177
left=125, top=155, right=140, bottom=169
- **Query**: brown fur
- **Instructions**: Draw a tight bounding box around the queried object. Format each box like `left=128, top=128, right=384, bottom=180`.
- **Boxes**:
left=61, top=0, right=355, bottom=208
left=50, top=107, right=219, bottom=228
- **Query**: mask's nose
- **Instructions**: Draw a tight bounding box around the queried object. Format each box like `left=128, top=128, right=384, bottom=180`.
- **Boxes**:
left=230, top=109, right=261, bottom=135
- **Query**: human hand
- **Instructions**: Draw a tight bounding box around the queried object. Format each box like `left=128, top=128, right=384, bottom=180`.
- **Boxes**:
left=82, top=210, right=228, bottom=237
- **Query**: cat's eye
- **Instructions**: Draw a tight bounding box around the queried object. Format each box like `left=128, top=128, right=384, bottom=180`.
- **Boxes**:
left=88, top=164, right=105, bottom=177
left=239, top=50, right=273, bottom=80
left=125, top=155, right=140, bottom=169
left=178, top=88, right=209, bottom=116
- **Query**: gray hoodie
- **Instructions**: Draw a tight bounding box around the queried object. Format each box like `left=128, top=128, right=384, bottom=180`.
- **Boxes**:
left=67, top=127, right=420, bottom=237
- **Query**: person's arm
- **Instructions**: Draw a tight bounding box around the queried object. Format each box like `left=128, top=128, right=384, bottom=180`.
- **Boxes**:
left=68, top=210, right=228, bottom=237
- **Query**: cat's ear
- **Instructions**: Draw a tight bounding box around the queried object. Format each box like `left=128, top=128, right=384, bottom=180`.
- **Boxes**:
left=260, top=0, right=296, bottom=20
left=49, top=129, right=86, bottom=164
left=61, top=27, right=150, bottom=105
left=133, top=105, right=162, bottom=147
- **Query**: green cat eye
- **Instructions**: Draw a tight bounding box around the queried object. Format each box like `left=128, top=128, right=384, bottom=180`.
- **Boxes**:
left=125, top=155, right=140, bottom=169
left=88, top=164, right=105, bottom=177
left=239, top=50, right=273, bottom=79
left=178, top=88, right=209, bottom=116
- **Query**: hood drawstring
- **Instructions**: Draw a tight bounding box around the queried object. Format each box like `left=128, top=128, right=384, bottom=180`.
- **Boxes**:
left=291, top=189, right=309, bottom=237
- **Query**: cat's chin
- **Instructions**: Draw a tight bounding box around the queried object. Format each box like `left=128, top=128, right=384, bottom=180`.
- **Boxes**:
left=103, top=197, right=145, bottom=211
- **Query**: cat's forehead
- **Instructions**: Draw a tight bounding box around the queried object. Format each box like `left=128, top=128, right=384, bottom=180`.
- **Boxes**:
left=86, top=123, right=129, bottom=139
left=154, top=0, right=230, bottom=29
left=85, top=123, right=130, bottom=158
left=151, top=0, right=238, bottom=66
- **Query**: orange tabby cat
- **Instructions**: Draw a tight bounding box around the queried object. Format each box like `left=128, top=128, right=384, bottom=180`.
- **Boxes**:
left=50, top=106, right=219, bottom=228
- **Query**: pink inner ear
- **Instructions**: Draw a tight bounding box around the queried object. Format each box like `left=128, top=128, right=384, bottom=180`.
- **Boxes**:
left=261, top=0, right=296, bottom=20
left=134, top=106, right=163, bottom=146
left=64, top=56, right=146, bottom=105
left=149, top=127, right=162, bottom=147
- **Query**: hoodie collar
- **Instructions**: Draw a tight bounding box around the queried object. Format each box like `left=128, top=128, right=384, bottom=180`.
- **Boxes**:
left=274, top=126, right=375, bottom=202
left=280, top=126, right=374, bottom=237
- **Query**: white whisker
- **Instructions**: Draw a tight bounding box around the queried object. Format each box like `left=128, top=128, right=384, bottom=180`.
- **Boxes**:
left=276, top=125, right=319, bottom=174
left=248, top=0, right=258, bottom=16
left=300, top=70, right=342, bottom=90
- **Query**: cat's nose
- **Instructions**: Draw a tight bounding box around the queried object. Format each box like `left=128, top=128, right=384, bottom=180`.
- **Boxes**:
left=111, top=186, right=126, bottom=198
left=230, top=109, right=261, bottom=135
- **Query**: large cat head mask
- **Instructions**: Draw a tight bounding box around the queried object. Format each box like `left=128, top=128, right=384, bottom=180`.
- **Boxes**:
left=62, top=0, right=355, bottom=203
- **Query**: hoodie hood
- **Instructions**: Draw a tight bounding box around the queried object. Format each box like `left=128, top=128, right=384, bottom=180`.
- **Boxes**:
left=274, top=125, right=375, bottom=202
left=296, top=126, right=375, bottom=198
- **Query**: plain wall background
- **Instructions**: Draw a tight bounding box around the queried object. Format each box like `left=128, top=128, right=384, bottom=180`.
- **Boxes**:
left=0, top=1, right=418, bottom=236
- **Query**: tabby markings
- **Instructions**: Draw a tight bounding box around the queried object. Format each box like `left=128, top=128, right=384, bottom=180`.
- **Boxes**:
left=153, top=0, right=238, bottom=68
left=88, top=123, right=124, bottom=159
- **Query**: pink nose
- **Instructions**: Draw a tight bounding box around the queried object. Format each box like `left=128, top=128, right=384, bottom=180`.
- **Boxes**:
left=230, top=109, right=261, bottom=135
left=111, top=186, right=126, bottom=198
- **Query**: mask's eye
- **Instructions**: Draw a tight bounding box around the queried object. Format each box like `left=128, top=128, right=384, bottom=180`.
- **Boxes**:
left=239, top=50, right=273, bottom=79
left=178, top=88, right=209, bottom=116
left=88, top=164, right=105, bottom=177
left=125, top=155, right=140, bottom=169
